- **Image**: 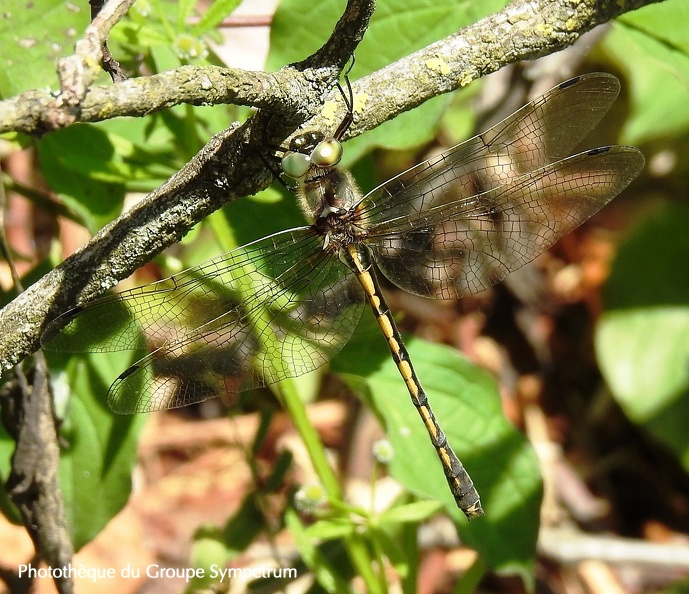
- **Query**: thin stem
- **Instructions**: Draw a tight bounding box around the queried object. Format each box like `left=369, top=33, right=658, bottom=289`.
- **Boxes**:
left=274, top=379, right=341, bottom=499
left=275, top=379, right=384, bottom=593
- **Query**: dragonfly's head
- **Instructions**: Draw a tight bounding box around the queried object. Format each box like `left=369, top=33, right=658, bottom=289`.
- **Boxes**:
left=281, top=131, right=344, bottom=180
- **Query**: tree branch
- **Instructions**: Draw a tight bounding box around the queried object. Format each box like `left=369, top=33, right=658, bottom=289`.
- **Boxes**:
left=0, top=0, right=662, bottom=377
left=0, top=0, right=375, bottom=136
left=49, top=0, right=137, bottom=131
left=0, top=67, right=332, bottom=136
left=342, top=0, right=666, bottom=139
left=0, top=0, right=662, bottom=137
left=1, top=357, right=75, bottom=594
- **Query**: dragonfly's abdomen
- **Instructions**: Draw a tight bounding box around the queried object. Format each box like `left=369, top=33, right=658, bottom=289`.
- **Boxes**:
left=342, top=243, right=484, bottom=519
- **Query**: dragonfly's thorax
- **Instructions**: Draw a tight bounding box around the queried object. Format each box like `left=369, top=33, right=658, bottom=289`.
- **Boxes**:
left=281, top=133, right=365, bottom=250
left=300, top=168, right=361, bottom=222
left=312, top=200, right=363, bottom=254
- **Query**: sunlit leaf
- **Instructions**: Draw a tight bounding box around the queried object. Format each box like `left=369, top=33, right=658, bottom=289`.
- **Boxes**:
left=0, top=0, right=89, bottom=96
left=600, top=14, right=689, bottom=144
left=48, top=350, right=146, bottom=550
left=597, top=203, right=689, bottom=469
left=335, top=325, right=542, bottom=578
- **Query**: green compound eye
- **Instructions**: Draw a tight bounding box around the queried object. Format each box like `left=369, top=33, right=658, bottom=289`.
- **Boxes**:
left=281, top=151, right=311, bottom=178
left=310, top=139, right=343, bottom=167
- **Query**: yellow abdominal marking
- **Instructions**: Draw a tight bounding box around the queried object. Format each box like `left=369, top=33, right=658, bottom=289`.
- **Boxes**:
left=405, top=379, right=419, bottom=397
left=376, top=314, right=394, bottom=339
left=419, top=407, right=436, bottom=435
left=359, top=272, right=375, bottom=295
left=439, top=448, right=452, bottom=465
left=398, top=359, right=413, bottom=380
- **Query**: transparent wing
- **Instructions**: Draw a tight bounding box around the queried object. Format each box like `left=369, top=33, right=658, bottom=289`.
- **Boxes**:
left=356, top=72, right=622, bottom=230
left=44, top=229, right=365, bottom=413
left=366, top=146, right=644, bottom=298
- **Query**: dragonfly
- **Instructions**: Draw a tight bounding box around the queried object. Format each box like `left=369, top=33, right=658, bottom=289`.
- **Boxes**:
left=44, top=72, right=644, bottom=520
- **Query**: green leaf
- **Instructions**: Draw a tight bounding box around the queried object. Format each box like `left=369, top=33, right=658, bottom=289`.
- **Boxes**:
left=99, top=102, right=235, bottom=175
left=36, top=125, right=127, bottom=233
left=213, top=187, right=307, bottom=250
left=191, top=0, right=243, bottom=36
left=599, top=4, right=689, bottom=145
left=35, top=117, right=198, bottom=232
left=0, top=0, right=90, bottom=96
left=601, top=203, right=689, bottom=310
left=268, top=0, right=508, bottom=75
left=175, top=0, right=198, bottom=32
left=48, top=349, right=147, bottom=550
left=0, top=430, right=23, bottom=525
left=304, top=518, right=356, bottom=541
left=597, top=309, right=689, bottom=464
left=596, top=203, right=689, bottom=469
left=110, top=17, right=171, bottom=51
left=285, top=508, right=353, bottom=594
left=342, top=97, right=454, bottom=165
left=618, top=0, right=689, bottom=54
left=374, top=524, right=417, bottom=587
left=377, top=500, right=443, bottom=525
left=219, top=495, right=265, bottom=553
left=190, top=495, right=266, bottom=583
left=334, top=323, right=542, bottom=579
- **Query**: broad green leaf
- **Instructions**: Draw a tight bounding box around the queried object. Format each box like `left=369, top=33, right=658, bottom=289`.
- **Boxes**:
left=213, top=186, right=307, bottom=250
left=377, top=500, right=443, bottom=525
left=375, top=525, right=417, bottom=586
left=36, top=117, right=205, bottom=233
left=0, top=424, right=24, bottom=525
left=98, top=102, right=238, bottom=176
left=334, top=323, right=542, bottom=579
left=285, top=508, right=353, bottom=594
left=596, top=203, right=689, bottom=469
left=618, top=0, right=689, bottom=54
left=110, top=17, right=171, bottom=51
left=268, top=0, right=509, bottom=75
left=600, top=204, right=689, bottom=310
left=191, top=495, right=264, bottom=561
left=599, top=13, right=689, bottom=144
left=342, top=97, right=454, bottom=166
left=97, top=116, right=183, bottom=185
left=36, top=125, right=127, bottom=233
left=9, top=349, right=148, bottom=551
left=0, top=0, right=90, bottom=97
left=597, top=309, right=689, bottom=466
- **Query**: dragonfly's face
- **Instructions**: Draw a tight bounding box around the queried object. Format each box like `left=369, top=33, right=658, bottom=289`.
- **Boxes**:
left=280, top=131, right=344, bottom=180
left=280, top=130, right=360, bottom=223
